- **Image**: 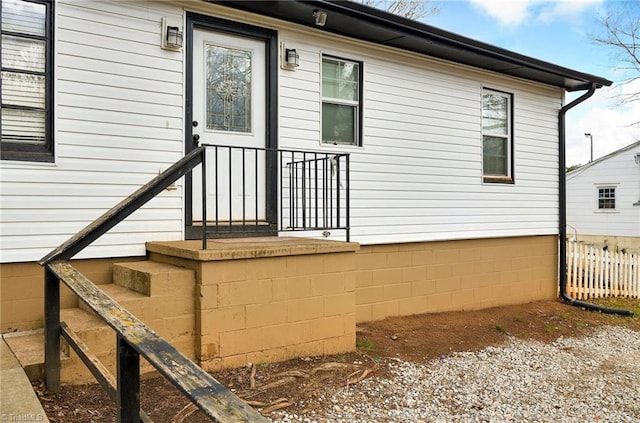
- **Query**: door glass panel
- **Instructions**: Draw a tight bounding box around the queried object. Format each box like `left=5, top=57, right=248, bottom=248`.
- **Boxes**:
left=205, top=44, right=252, bottom=133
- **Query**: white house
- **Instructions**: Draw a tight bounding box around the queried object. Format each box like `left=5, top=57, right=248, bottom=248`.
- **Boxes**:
left=1, top=0, right=611, bottom=339
left=566, top=141, right=640, bottom=252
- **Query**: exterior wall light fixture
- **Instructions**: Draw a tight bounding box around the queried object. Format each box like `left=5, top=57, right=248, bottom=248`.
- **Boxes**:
left=281, top=43, right=300, bottom=70
left=313, top=9, right=327, bottom=26
left=161, top=17, right=183, bottom=51
left=285, top=48, right=299, bottom=68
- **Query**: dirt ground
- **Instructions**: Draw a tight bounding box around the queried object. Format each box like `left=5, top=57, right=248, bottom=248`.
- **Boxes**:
left=34, top=298, right=640, bottom=423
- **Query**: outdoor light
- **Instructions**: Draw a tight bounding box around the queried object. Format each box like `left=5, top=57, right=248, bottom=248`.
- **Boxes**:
left=584, top=133, right=593, bottom=163
left=635, top=153, right=640, bottom=165
left=313, top=9, right=327, bottom=26
left=285, top=48, right=299, bottom=68
left=281, top=44, right=300, bottom=70
left=166, top=26, right=183, bottom=48
left=161, top=17, right=183, bottom=51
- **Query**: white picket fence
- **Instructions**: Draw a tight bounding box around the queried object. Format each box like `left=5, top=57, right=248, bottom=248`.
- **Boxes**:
left=566, top=242, right=640, bottom=300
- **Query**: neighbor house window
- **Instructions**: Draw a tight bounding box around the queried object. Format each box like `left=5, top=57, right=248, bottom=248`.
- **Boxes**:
left=598, top=187, right=615, bottom=209
left=322, top=56, right=361, bottom=146
left=482, top=88, right=513, bottom=182
left=1, top=0, right=53, bottom=162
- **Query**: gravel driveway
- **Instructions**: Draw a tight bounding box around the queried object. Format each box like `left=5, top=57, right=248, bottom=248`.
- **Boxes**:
left=273, top=325, right=640, bottom=423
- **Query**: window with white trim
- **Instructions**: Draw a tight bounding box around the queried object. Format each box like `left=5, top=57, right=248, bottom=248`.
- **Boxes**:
left=321, top=56, right=361, bottom=146
left=597, top=187, right=615, bottom=209
left=1, top=0, right=53, bottom=162
left=482, top=88, right=513, bottom=181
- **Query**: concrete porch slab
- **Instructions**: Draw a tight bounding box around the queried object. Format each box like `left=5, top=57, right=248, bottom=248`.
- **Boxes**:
left=146, top=237, right=359, bottom=261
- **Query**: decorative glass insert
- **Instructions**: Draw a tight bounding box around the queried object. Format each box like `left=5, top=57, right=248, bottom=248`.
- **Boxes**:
left=598, top=187, right=615, bottom=209
left=482, top=89, right=512, bottom=179
left=322, top=56, right=361, bottom=146
left=205, top=44, right=251, bottom=133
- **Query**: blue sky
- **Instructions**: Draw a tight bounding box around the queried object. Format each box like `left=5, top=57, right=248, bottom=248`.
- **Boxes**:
left=423, top=0, right=640, bottom=166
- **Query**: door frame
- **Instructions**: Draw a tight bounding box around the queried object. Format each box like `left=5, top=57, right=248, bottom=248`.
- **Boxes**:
left=184, top=12, right=278, bottom=239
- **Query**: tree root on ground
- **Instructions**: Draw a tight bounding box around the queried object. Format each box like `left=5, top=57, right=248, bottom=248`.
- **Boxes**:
left=170, top=360, right=379, bottom=420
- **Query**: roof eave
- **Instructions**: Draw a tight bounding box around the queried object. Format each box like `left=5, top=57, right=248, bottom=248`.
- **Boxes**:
left=212, top=0, right=612, bottom=91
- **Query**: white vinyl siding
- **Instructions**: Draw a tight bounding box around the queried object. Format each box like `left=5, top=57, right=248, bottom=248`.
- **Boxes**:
left=0, top=0, right=185, bottom=263
left=567, top=143, right=640, bottom=238
left=279, top=30, right=562, bottom=245
left=0, top=1, right=568, bottom=263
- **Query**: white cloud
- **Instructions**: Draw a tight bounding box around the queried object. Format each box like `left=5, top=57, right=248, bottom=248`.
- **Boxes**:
left=537, top=0, right=603, bottom=23
left=565, top=79, right=640, bottom=166
left=468, top=0, right=604, bottom=27
left=468, top=0, right=534, bottom=26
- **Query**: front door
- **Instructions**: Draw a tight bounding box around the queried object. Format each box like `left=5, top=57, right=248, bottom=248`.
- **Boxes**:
left=190, top=27, right=267, bottom=223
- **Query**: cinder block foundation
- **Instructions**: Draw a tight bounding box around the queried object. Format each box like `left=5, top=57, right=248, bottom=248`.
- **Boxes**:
left=147, top=237, right=359, bottom=371
left=2, top=235, right=558, bottom=384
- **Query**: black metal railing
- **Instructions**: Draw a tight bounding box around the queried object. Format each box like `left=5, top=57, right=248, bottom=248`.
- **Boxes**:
left=38, top=143, right=350, bottom=422
left=282, top=150, right=350, bottom=235
left=196, top=144, right=350, bottom=247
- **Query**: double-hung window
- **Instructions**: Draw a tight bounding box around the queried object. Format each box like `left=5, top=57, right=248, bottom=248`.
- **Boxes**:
left=597, top=187, right=615, bottom=210
left=482, top=88, right=513, bottom=182
left=321, top=56, right=361, bottom=146
left=1, top=0, right=54, bottom=162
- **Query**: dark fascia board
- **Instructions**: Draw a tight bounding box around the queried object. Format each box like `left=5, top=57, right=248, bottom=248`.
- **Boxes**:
left=212, top=0, right=612, bottom=91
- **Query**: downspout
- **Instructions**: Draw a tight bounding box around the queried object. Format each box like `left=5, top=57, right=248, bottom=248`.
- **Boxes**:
left=558, top=83, right=633, bottom=316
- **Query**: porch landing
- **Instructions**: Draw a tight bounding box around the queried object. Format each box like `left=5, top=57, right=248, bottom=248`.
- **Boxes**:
left=146, top=237, right=359, bottom=260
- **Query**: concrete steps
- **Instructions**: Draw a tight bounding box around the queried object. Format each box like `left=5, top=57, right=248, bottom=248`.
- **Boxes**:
left=3, top=329, right=51, bottom=382
left=79, top=283, right=150, bottom=320
left=6, top=260, right=196, bottom=384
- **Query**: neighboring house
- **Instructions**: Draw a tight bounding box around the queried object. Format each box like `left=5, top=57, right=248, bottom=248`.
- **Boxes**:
left=566, top=141, right=640, bottom=252
left=1, top=0, right=612, bottom=370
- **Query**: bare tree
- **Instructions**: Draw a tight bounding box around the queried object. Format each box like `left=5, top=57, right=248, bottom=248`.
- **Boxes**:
left=592, top=3, right=640, bottom=119
left=358, top=0, right=439, bottom=21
